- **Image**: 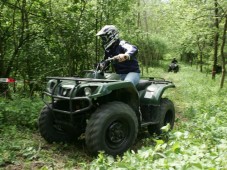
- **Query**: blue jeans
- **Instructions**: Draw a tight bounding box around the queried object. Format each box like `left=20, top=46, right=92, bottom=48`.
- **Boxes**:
left=119, top=72, right=140, bottom=86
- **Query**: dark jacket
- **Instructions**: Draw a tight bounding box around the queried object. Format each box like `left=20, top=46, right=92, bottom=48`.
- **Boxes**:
left=104, top=40, right=140, bottom=74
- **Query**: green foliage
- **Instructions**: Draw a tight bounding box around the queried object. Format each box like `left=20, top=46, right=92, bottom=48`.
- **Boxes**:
left=0, top=125, right=37, bottom=166
left=154, top=0, right=227, bottom=67
left=1, top=0, right=227, bottom=90
left=0, top=0, right=138, bottom=81
left=138, top=35, right=168, bottom=66
left=0, top=95, right=43, bottom=128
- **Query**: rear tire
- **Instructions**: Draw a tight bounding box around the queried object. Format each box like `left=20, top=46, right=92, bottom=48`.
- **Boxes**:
left=85, top=102, right=138, bottom=156
left=148, top=98, right=175, bottom=135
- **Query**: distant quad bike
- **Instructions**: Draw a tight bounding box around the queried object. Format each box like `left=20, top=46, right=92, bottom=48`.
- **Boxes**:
left=168, top=63, right=179, bottom=73
left=38, top=58, right=176, bottom=156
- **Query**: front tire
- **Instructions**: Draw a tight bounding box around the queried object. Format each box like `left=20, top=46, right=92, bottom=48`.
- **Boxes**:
left=85, top=102, right=138, bottom=156
left=148, top=98, right=175, bottom=135
left=38, top=105, right=78, bottom=143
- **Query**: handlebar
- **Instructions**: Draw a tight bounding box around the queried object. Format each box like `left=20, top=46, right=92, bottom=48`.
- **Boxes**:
left=96, top=56, right=118, bottom=73
left=105, top=57, right=117, bottom=62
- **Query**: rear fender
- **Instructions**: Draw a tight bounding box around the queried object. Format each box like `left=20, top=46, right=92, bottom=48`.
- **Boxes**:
left=139, top=83, right=175, bottom=105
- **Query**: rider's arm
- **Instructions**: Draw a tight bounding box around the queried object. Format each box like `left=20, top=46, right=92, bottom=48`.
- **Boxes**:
left=120, top=41, right=138, bottom=60
left=114, top=41, right=138, bottom=62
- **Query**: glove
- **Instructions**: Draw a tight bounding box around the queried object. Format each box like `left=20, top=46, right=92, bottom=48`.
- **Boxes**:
left=114, top=54, right=130, bottom=62
left=99, top=62, right=105, bottom=70
left=99, top=60, right=109, bottom=71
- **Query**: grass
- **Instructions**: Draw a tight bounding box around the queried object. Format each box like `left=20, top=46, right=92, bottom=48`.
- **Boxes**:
left=0, top=63, right=227, bottom=169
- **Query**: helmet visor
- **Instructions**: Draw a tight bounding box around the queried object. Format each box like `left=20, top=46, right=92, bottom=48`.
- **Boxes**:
left=100, top=35, right=109, bottom=43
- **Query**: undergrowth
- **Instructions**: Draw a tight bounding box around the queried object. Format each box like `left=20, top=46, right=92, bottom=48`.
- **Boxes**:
left=0, top=64, right=226, bottom=169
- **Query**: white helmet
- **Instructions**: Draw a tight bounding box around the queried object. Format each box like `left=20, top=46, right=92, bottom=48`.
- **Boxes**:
left=96, top=25, right=119, bottom=50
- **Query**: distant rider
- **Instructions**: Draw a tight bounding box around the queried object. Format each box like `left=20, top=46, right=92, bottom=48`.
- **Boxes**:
left=171, top=58, right=178, bottom=64
left=168, top=58, right=179, bottom=72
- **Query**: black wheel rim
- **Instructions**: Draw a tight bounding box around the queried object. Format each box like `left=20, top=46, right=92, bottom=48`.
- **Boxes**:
left=106, top=120, right=129, bottom=149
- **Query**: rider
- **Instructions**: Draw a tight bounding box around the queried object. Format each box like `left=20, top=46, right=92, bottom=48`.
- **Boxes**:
left=96, top=25, right=140, bottom=86
left=171, top=58, right=178, bottom=64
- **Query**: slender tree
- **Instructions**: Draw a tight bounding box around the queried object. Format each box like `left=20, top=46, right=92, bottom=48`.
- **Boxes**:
left=212, top=0, right=219, bottom=79
left=220, top=15, right=227, bottom=88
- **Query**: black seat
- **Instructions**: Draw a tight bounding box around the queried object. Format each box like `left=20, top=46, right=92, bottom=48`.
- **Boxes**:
left=136, top=80, right=152, bottom=91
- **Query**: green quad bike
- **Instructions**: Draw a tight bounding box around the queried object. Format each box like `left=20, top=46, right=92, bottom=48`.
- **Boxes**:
left=38, top=58, right=176, bottom=156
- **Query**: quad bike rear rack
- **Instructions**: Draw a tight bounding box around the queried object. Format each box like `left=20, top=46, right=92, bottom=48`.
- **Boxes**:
left=136, top=77, right=175, bottom=91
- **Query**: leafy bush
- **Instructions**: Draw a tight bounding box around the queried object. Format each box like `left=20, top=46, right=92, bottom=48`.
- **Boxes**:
left=137, top=35, right=168, bottom=67
left=0, top=95, right=43, bottom=129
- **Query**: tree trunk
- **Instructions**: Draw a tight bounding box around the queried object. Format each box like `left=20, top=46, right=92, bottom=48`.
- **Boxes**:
left=212, top=0, right=219, bottom=79
left=199, top=52, right=203, bottom=72
left=144, top=9, right=150, bottom=74
left=0, top=37, right=4, bottom=76
left=0, top=0, right=6, bottom=77
left=137, top=0, right=142, bottom=75
left=220, top=15, right=227, bottom=88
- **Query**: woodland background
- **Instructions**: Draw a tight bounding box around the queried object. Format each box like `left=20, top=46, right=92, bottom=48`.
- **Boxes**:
left=0, top=0, right=226, bottom=94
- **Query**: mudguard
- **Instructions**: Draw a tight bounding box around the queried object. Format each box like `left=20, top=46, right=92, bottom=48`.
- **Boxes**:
left=77, top=80, right=137, bottom=98
left=139, top=82, right=175, bottom=105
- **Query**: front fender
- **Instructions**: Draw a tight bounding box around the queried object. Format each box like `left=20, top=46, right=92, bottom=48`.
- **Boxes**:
left=139, top=83, right=175, bottom=105
left=77, top=81, right=140, bottom=113
left=86, top=81, right=138, bottom=99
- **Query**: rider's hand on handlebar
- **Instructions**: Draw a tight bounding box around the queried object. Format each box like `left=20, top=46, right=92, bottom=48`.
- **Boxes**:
left=99, top=62, right=106, bottom=70
left=114, top=54, right=130, bottom=62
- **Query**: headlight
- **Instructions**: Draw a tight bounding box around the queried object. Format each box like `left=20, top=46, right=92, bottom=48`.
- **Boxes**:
left=46, top=79, right=57, bottom=93
left=84, top=87, right=92, bottom=96
left=60, top=85, right=74, bottom=96
left=62, top=89, right=68, bottom=96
